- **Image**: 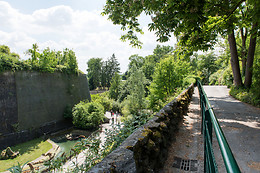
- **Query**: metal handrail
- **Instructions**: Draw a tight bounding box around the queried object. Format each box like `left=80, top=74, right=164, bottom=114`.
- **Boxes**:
left=197, top=80, right=241, bottom=173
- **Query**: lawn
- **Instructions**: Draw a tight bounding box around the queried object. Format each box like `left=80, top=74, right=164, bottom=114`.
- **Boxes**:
left=0, top=138, right=52, bottom=172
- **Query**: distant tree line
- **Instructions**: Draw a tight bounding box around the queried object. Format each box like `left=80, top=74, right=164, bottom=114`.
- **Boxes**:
left=87, top=54, right=120, bottom=90
left=0, top=44, right=79, bottom=74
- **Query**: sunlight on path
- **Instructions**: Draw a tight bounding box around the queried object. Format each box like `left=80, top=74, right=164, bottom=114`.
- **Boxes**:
left=61, top=111, right=120, bottom=172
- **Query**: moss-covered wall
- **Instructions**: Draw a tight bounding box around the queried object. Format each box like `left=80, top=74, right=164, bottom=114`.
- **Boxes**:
left=15, top=71, right=91, bottom=130
left=0, top=72, right=18, bottom=135
left=89, top=83, right=194, bottom=173
left=0, top=71, right=91, bottom=149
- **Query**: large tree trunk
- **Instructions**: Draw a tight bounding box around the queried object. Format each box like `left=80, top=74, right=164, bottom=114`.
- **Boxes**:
left=228, top=30, right=243, bottom=87
left=240, top=28, right=247, bottom=76
left=244, top=23, right=258, bottom=88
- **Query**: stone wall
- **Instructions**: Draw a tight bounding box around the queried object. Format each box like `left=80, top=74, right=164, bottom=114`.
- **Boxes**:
left=0, top=71, right=91, bottom=149
left=0, top=72, right=18, bottom=134
left=89, top=83, right=194, bottom=173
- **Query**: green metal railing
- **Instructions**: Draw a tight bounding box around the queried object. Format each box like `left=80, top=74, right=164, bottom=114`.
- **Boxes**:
left=197, top=80, right=241, bottom=173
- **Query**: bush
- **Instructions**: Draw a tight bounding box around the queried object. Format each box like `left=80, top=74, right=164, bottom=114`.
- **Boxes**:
left=230, top=86, right=260, bottom=107
left=209, top=67, right=233, bottom=87
left=111, top=100, right=122, bottom=113
left=91, top=93, right=112, bottom=113
left=72, top=101, right=105, bottom=129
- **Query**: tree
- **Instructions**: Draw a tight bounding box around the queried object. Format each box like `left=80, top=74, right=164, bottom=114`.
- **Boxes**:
left=149, top=55, right=190, bottom=110
left=102, top=0, right=259, bottom=87
left=87, top=58, right=102, bottom=90
left=0, top=45, right=11, bottom=54
left=26, top=43, right=39, bottom=63
left=101, top=60, right=109, bottom=89
left=66, top=49, right=78, bottom=73
left=153, top=45, right=173, bottom=60
left=197, top=53, right=219, bottom=84
left=106, top=54, right=120, bottom=88
left=109, top=73, right=121, bottom=100
left=128, top=54, right=144, bottom=70
left=123, top=65, right=147, bottom=115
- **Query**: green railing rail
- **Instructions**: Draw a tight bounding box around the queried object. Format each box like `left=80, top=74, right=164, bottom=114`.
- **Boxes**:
left=197, top=80, right=241, bottom=173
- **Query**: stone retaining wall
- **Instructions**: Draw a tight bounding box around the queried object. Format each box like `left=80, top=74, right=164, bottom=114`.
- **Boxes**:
left=89, top=83, right=194, bottom=173
left=0, top=71, right=91, bottom=149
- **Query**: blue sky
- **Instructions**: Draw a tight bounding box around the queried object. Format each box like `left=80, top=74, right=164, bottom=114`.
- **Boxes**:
left=0, top=0, right=176, bottom=72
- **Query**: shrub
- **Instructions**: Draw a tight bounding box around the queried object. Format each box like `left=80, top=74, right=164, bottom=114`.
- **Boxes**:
left=230, top=86, right=260, bottom=107
left=91, top=92, right=112, bottom=113
left=209, top=66, right=233, bottom=87
left=72, top=101, right=105, bottom=129
left=111, top=100, right=122, bottom=113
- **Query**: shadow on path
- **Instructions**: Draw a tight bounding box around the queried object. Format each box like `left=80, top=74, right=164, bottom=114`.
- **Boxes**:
left=161, top=87, right=204, bottom=173
left=204, top=85, right=260, bottom=173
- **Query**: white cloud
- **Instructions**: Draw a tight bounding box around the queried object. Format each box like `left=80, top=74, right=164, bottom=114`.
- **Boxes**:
left=0, top=1, right=176, bottom=73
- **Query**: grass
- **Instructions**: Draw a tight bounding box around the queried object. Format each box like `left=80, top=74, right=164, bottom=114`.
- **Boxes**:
left=0, top=138, right=52, bottom=172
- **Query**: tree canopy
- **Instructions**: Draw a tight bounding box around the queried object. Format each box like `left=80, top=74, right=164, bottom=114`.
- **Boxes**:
left=103, top=0, right=259, bottom=87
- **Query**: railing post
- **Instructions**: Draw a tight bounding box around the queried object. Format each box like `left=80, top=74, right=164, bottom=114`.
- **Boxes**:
left=205, top=109, right=212, bottom=142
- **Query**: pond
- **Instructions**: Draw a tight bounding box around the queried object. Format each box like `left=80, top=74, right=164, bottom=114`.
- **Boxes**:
left=50, top=129, right=94, bottom=158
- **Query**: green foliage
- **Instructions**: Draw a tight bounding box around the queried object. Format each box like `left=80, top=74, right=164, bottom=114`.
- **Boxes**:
left=0, top=45, right=11, bottom=55
left=72, top=101, right=105, bottom=129
left=111, top=100, right=122, bottom=113
left=44, top=110, right=150, bottom=172
left=102, top=0, right=259, bottom=50
left=91, top=93, right=112, bottom=113
left=148, top=55, right=190, bottom=111
left=87, top=58, right=102, bottom=90
left=122, top=65, right=147, bottom=116
left=209, top=67, right=233, bottom=87
left=197, top=53, right=220, bottom=84
left=88, top=54, right=120, bottom=90
left=183, top=75, right=197, bottom=87
left=128, top=54, right=145, bottom=70
left=7, top=162, right=28, bottom=173
left=0, top=44, right=79, bottom=74
left=230, top=86, right=260, bottom=107
left=108, top=73, right=121, bottom=100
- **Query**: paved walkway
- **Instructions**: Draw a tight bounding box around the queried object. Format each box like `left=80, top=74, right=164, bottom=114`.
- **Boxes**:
left=162, top=86, right=260, bottom=173
left=203, top=86, right=260, bottom=173
left=162, top=87, right=204, bottom=172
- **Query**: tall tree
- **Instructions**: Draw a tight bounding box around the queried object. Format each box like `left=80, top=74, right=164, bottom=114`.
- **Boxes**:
left=197, top=53, right=219, bottom=84
left=149, top=55, right=190, bottom=111
left=107, top=54, right=120, bottom=88
left=87, top=58, right=102, bottom=90
left=109, top=73, right=121, bottom=100
left=102, top=0, right=259, bottom=87
left=128, top=54, right=144, bottom=70
left=101, top=60, right=109, bottom=89
left=125, top=64, right=147, bottom=115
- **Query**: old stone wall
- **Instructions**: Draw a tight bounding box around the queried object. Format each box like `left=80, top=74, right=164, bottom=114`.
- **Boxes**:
left=89, top=83, right=194, bottom=173
left=0, top=72, right=18, bottom=134
left=0, top=71, right=91, bottom=149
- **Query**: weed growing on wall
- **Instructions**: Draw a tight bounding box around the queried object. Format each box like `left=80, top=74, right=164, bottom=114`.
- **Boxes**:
left=0, top=44, right=79, bottom=74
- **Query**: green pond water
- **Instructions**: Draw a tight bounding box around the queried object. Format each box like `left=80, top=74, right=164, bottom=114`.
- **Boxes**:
left=50, top=129, right=94, bottom=158
left=51, top=136, right=81, bottom=157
